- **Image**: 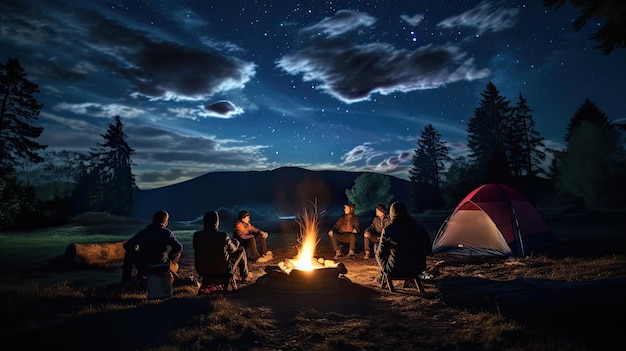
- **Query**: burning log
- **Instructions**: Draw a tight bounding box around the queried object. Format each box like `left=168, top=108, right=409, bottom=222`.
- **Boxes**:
left=258, top=258, right=348, bottom=291
left=255, top=201, right=349, bottom=291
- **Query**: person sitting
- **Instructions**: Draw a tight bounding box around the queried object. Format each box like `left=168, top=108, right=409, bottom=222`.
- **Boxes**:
left=233, top=210, right=272, bottom=263
left=328, top=203, right=360, bottom=258
left=193, top=211, right=250, bottom=288
left=375, top=201, right=431, bottom=286
left=363, top=204, right=391, bottom=260
left=122, top=210, right=183, bottom=285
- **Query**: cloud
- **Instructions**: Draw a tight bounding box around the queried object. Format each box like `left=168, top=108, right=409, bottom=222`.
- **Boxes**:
left=203, top=100, right=244, bottom=118
left=301, top=9, right=376, bottom=37
left=1, top=1, right=257, bottom=103
left=277, top=40, right=490, bottom=103
left=121, top=41, right=257, bottom=102
left=276, top=9, right=490, bottom=104
left=53, top=102, right=144, bottom=118
left=437, top=1, right=519, bottom=35
left=401, top=14, right=425, bottom=26
left=373, top=151, right=412, bottom=172
left=340, top=143, right=377, bottom=164
left=127, top=125, right=269, bottom=165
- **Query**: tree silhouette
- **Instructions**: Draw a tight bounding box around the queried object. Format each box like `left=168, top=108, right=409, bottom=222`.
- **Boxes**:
left=542, top=0, right=626, bottom=55
left=509, top=93, right=546, bottom=176
left=557, top=121, right=625, bottom=205
left=0, top=58, right=46, bottom=228
left=0, top=58, right=47, bottom=169
left=564, top=98, right=611, bottom=143
left=467, top=81, right=512, bottom=183
left=73, top=116, right=136, bottom=216
left=408, top=124, right=450, bottom=211
left=409, top=124, right=451, bottom=188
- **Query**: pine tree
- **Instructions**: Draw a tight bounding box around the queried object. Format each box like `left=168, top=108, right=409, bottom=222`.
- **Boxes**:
left=558, top=122, right=625, bottom=205
left=408, top=124, right=451, bottom=211
left=409, top=124, right=451, bottom=188
left=510, top=93, right=546, bottom=176
left=75, top=116, right=136, bottom=216
left=564, top=98, right=611, bottom=143
left=466, top=81, right=512, bottom=182
left=556, top=99, right=625, bottom=206
left=0, top=58, right=47, bottom=168
left=0, top=58, right=46, bottom=227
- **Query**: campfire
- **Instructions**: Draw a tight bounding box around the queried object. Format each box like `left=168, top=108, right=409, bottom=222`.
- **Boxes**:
left=259, top=201, right=347, bottom=290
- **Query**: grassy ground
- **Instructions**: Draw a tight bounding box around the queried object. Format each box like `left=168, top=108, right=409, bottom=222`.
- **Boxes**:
left=0, top=209, right=625, bottom=350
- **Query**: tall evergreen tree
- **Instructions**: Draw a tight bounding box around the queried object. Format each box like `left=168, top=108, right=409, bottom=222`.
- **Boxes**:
left=510, top=93, right=546, bottom=176
left=409, top=124, right=451, bottom=188
left=557, top=121, right=625, bottom=205
left=0, top=58, right=46, bottom=227
left=0, top=58, right=47, bottom=168
left=466, top=81, right=512, bottom=182
left=408, top=124, right=450, bottom=211
left=564, top=98, right=611, bottom=143
left=75, top=116, right=136, bottom=216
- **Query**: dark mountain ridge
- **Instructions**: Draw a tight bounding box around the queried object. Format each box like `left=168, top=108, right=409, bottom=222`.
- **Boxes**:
left=133, top=167, right=413, bottom=221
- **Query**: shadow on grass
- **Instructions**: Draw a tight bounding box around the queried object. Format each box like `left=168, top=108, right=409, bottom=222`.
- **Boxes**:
left=437, top=276, right=626, bottom=350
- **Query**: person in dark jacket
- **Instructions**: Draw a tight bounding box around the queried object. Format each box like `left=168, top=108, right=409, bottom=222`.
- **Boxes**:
left=375, top=201, right=431, bottom=278
left=233, top=210, right=272, bottom=263
left=193, top=211, right=249, bottom=282
left=122, top=210, right=183, bottom=284
left=328, top=203, right=360, bottom=258
left=363, top=204, right=391, bottom=260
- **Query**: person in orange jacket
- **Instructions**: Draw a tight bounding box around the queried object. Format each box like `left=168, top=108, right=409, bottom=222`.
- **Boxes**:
left=233, top=210, right=272, bottom=263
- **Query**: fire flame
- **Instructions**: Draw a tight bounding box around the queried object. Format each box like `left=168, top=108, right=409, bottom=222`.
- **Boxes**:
left=290, top=201, right=321, bottom=271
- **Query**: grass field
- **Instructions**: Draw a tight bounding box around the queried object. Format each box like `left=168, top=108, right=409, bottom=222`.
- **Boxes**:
left=0, top=209, right=625, bottom=350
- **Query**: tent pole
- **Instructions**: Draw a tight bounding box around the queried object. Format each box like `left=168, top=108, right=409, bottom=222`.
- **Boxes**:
left=498, top=184, right=525, bottom=256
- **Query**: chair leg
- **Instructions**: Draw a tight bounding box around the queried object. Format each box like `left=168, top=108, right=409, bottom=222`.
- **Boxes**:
left=382, top=276, right=425, bottom=293
left=380, top=273, right=394, bottom=292
left=413, top=278, right=425, bottom=293
left=386, top=276, right=396, bottom=292
left=229, top=276, right=238, bottom=291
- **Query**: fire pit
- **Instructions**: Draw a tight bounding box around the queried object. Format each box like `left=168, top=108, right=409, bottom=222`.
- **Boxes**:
left=258, top=259, right=347, bottom=291
left=255, top=201, right=349, bottom=291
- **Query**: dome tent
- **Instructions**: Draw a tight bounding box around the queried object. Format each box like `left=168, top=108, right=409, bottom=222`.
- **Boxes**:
left=433, top=183, right=556, bottom=257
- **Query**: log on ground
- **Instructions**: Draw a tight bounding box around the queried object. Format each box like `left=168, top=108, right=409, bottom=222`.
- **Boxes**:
left=63, top=240, right=127, bottom=267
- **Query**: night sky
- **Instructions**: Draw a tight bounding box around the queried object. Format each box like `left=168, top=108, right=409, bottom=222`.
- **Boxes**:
left=2, top=0, right=625, bottom=189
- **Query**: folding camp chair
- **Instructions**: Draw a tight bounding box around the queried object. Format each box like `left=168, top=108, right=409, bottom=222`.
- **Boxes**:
left=380, top=271, right=425, bottom=293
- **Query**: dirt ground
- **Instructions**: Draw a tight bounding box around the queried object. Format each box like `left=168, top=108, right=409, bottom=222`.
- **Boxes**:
left=168, top=233, right=626, bottom=350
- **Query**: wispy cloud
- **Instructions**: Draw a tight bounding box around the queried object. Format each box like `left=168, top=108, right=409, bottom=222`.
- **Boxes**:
left=437, top=1, right=519, bottom=35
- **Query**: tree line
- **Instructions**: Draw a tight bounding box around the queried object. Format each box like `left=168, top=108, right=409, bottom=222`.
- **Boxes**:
left=1, top=57, right=625, bottom=230
left=1, top=58, right=135, bottom=229
left=403, top=82, right=625, bottom=212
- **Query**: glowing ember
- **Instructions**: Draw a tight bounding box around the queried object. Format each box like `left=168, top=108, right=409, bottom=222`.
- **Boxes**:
left=290, top=201, right=322, bottom=271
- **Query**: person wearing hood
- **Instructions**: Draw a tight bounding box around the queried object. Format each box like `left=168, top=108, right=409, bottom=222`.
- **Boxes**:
left=193, top=211, right=250, bottom=284
left=376, top=201, right=431, bottom=281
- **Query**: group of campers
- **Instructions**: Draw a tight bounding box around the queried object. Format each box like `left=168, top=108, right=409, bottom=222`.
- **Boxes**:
left=121, top=201, right=431, bottom=292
